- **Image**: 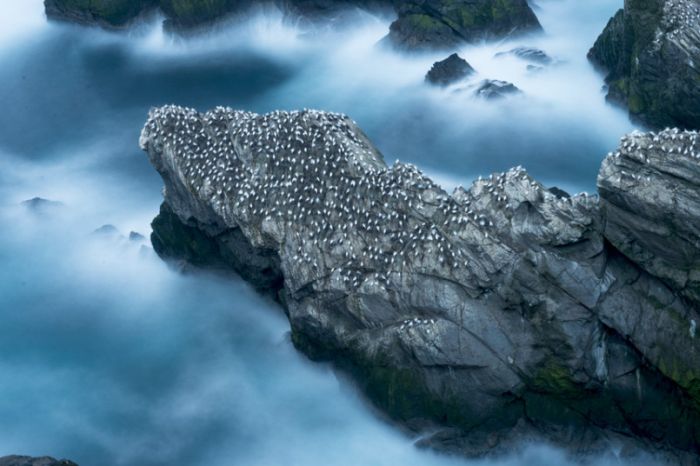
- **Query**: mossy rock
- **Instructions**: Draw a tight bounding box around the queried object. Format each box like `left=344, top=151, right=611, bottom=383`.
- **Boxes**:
left=45, top=0, right=157, bottom=26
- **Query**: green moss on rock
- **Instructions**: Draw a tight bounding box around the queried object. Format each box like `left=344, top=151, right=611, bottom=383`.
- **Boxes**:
left=45, top=0, right=157, bottom=26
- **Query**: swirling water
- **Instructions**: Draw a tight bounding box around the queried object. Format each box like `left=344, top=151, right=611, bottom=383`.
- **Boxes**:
left=0, top=1, right=651, bottom=465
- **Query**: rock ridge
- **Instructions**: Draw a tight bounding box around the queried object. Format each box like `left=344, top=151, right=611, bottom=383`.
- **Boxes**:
left=141, top=105, right=700, bottom=462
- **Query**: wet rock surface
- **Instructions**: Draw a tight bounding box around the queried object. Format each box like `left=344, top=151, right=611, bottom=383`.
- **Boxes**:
left=141, top=105, right=700, bottom=462
left=425, top=53, right=475, bottom=86
left=589, top=0, right=700, bottom=130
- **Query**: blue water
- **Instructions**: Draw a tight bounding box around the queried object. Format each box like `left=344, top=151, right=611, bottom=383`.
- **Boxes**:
left=0, top=1, right=645, bottom=465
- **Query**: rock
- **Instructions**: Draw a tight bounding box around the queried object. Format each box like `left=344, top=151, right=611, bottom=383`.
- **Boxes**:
left=43, top=0, right=157, bottom=28
left=471, top=80, right=521, bottom=99
left=44, top=0, right=388, bottom=29
left=495, top=46, right=553, bottom=65
left=425, top=53, right=475, bottom=87
left=21, top=197, right=64, bottom=213
left=598, top=128, right=700, bottom=305
left=588, top=0, right=700, bottom=130
left=44, top=0, right=541, bottom=50
left=0, top=456, right=78, bottom=466
left=386, top=0, right=542, bottom=51
left=129, top=231, right=146, bottom=242
left=92, top=224, right=120, bottom=236
left=547, top=186, right=570, bottom=198
left=141, top=105, right=700, bottom=461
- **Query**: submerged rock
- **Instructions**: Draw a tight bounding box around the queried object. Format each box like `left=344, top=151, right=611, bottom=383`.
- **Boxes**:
left=141, top=105, right=700, bottom=462
left=425, top=53, right=475, bottom=87
left=0, top=456, right=78, bottom=466
left=588, top=0, right=700, bottom=130
left=495, top=46, right=553, bottom=64
left=471, top=79, right=521, bottom=99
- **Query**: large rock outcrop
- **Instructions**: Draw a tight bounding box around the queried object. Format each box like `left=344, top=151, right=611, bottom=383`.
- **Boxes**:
left=588, top=0, right=700, bottom=130
left=386, top=0, right=542, bottom=51
left=44, top=0, right=541, bottom=48
left=141, top=106, right=700, bottom=462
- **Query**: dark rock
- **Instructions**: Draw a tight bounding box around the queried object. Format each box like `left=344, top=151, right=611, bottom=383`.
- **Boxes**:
left=0, top=456, right=78, bottom=466
left=425, top=53, right=475, bottom=87
left=44, top=0, right=157, bottom=28
left=141, top=105, right=700, bottom=462
left=588, top=0, right=700, bottom=130
left=21, top=197, right=64, bottom=213
left=129, top=231, right=146, bottom=242
left=44, top=0, right=542, bottom=50
left=92, top=224, right=120, bottom=236
left=386, top=0, right=542, bottom=51
left=495, top=46, right=553, bottom=64
left=472, top=79, right=521, bottom=99
left=547, top=186, right=570, bottom=198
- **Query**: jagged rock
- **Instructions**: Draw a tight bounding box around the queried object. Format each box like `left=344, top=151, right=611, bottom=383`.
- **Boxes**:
left=598, top=128, right=700, bottom=304
left=141, top=105, right=700, bottom=461
left=425, top=53, right=475, bottom=87
left=0, top=456, right=77, bottom=466
left=386, top=0, right=542, bottom=51
left=588, top=0, right=700, bottom=130
left=495, top=46, right=553, bottom=64
left=471, top=80, right=521, bottom=99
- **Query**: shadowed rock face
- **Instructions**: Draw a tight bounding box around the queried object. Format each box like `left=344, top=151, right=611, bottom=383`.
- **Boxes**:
left=425, top=53, right=475, bottom=86
left=141, top=105, right=700, bottom=462
left=0, top=456, right=78, bottom=466
left=588, top=0, right=700, bottom=130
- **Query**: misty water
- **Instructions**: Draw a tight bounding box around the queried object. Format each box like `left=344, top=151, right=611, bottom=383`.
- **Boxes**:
left=0, top=1, right=650, bottom=465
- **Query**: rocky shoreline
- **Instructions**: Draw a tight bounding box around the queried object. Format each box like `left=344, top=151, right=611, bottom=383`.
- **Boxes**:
left=141, top=105, right=700, bottom=463
left=43, top=0, right=542, bottom=49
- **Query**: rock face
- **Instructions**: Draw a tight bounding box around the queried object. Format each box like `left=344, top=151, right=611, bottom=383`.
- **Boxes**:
left=387, top=0, right=542, bottom=51
left=0, top=456, right=77, bottom=466
left=425, top=53, right=475, bottom=86
left=44, top=0, right=157, bottom=27
left=141, top=105, right=700, bottom=462
left=588, top=0, right=700, bottom=130
left=471, top=79, right=521, bottom=99
left=44, top=0, right=541, bottom=49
